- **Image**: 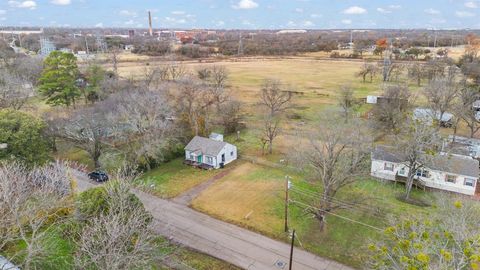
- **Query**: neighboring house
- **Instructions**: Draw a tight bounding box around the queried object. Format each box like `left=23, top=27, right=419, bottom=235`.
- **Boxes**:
left=448, top=135, right=480, bottom=159
left=413, top=108, right=454, bottom=127
left=371, top=146, right=480, bottom=196
left=184, top=133, right=237, bottom=169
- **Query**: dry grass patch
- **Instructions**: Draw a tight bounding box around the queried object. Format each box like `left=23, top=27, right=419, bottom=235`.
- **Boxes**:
left=192, top=163, right=285, bottom=236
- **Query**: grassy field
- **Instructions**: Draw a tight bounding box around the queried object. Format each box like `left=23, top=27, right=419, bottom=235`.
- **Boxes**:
left=136, top=158, right=223, bottom=198
left=191, top=162, right=433, bottom=268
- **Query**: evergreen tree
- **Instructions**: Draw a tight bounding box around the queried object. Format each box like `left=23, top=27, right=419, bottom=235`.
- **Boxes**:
left=39, top=51, right=80, bottom=107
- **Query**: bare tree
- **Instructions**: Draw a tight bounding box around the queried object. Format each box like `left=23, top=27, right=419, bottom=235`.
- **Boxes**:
left=108, top=89, right=174, bottom=168
left=0, top=161, right=72, bottom=270
left=61, top=106, right=112, bottom=169
left=10, top=56, right=43, bottom=88
left=294, top=115, right=371, bottom=230
left=407, top=62, right=426, bottom=86
left=168, top=62, right=188, bottom=81
left=455, top=85, right=480, bottom=138
left=259, top=79, right=293, bottom=116
left=337, top=85, right=356, bottom=122
left=357, top=62, right=378, bottom=83
left=423, top=75, right=459, bottom=128
left=394, top=120, right=441, bottom=199
left=110, top=47, right=121, bottom=79
left=75, top=181, right=162, bottom=270
left=197, top=65, right=229, bottom=89
left=371, top=84, right=412, bottom=134
left=173, top=78, right=216, bottom=136
left=0, top=68, right=34, bottom=110
left=220, top=100, right=243, bottom=134
left=261, top=115, right=280, bottom=155
left=210, top=65, right=229, bottom=89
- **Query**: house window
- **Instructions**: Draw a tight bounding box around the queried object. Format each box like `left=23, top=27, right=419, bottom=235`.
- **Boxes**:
left=398, top=167, right=406, bottom=176
left=384, top=162, right=394, bottom=171
left=206, top=156, right=213, bottom=164
left=190, top=154, right=194, bottom=160
left=230, top=151, right=234, bottom=157
left=416, top=169, right=429, bottom=178
left=464, top=178, right=476, bottom=187
left=445, top=175, right=457, bottom=184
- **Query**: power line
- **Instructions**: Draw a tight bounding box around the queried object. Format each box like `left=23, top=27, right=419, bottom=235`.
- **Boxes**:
left=290, top=185, right=405, bottom=213
left=290, top=200, right=384, bottom=232
left=289, top=186, right=384, bottom=214
left=289, top=188, right=392, bottom=225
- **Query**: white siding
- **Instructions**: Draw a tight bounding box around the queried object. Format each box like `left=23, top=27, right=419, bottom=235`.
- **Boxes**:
left=185, top=150, right=194, bottom=160
left=215, top=143, right=237, bottom=169
left=185, top=143, right=237, bottom=169
left=371, top=159, right=477, bottom=196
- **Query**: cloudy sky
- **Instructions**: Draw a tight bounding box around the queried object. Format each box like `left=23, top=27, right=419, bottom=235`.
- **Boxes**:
left=1, top=0, right=479, bottom=29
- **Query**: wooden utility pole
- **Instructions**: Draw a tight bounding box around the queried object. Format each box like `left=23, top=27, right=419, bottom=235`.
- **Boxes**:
left=284, top=175, right=291, bottom=233
left=289, top=229, right=296, bottom=270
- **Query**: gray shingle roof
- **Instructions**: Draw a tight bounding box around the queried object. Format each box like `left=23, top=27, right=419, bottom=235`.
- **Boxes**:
left=372, top=145, right=479, bottom=178
left=185, top=136, right=227, bottom=156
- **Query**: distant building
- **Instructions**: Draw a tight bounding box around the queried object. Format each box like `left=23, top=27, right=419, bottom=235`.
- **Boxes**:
left=366, top=95, right=378, bottom=104
left=0, top=28, right=43, bottom=35
left=448, top=135, right=480, bottom=159
left=413, top=108, right=454, bottom=127
left=276, top=29, right=307, bottom=35
left=184, top=133, right=237, bottom=170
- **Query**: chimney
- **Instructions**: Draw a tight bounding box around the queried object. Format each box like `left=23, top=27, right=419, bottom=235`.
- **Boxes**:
left=148, top=11, right=153, bottom=36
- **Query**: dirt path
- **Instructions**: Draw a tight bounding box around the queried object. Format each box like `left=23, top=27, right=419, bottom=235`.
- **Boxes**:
left=73, top=170, right=355, bottom=270
left=172, top=167, right=234, bottom=206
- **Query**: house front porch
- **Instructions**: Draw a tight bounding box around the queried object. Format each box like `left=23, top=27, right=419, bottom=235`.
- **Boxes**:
left=183, top=159, right=215, bottom=170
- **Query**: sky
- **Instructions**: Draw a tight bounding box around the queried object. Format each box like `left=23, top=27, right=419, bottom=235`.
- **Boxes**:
left=1, top=0, right=479, bottom=29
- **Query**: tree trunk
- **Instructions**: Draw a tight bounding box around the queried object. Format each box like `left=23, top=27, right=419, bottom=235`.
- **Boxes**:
left=405, top=173, right=415, bottom=200
left=452, top=119, right=459, bottom=142
left=268, top=140, right=273, bottom=154
left=93, top=141, right=102, bottom=169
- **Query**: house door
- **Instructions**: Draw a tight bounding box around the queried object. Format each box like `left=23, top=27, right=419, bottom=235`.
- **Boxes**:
left=221, top=154, right=225, bottom=162
left=197, top=155, right=202, bottom=163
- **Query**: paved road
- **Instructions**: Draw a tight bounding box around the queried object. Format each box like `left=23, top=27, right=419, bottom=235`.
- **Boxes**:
left=73, top=171, right=355, bottom=270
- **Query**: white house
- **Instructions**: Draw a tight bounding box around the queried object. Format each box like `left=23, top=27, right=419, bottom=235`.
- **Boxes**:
left=184, top=133, right=237, bottom=169
left=371, top=146, right=480, bottom=196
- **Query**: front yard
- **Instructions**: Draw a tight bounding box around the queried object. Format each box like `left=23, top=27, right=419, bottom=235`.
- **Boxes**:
left=136, top=158, right=225, bottom=198
left=191, top=162, right=433, bottom=268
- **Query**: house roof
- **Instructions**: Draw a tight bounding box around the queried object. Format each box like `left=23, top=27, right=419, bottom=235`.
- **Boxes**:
left=185, top=136, right=227, bottom=156
left=413, top=108, right=453, bottom=122
left=372, top=145, right=480, bottom=178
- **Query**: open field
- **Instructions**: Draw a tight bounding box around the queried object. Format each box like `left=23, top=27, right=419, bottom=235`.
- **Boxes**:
left=191, top=162, right=433, bottom=268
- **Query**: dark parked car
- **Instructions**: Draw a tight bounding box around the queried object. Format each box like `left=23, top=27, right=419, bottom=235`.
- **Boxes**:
left=88, top=171, right=109, bottom=182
